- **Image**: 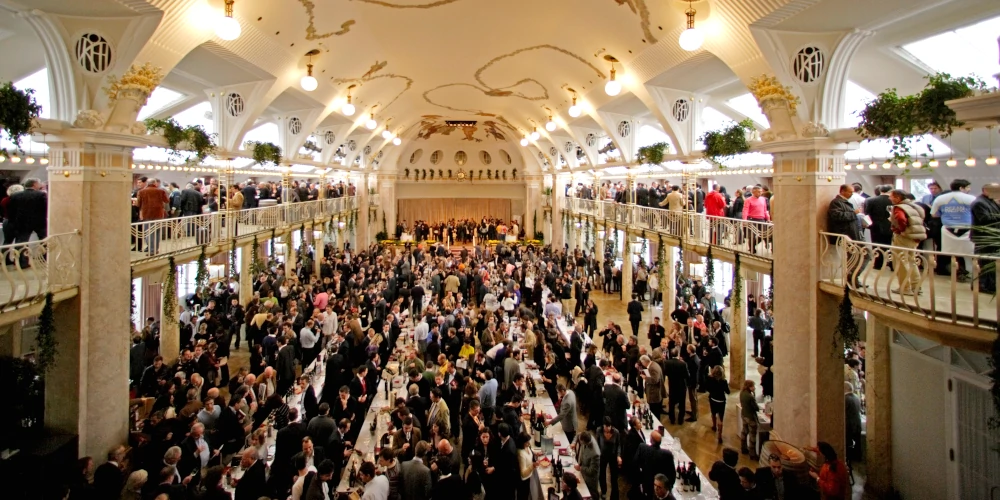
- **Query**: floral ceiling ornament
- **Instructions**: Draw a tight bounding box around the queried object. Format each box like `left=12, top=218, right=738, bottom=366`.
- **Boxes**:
left=103, top=62, right=164, bottom=105
left=747, top=74, right=801, bottom=113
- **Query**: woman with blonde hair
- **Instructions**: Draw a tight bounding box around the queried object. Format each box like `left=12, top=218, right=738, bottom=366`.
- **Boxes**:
left=705, top=365, right=731, bottom=444
left=119, top=470, right=147, bottom=500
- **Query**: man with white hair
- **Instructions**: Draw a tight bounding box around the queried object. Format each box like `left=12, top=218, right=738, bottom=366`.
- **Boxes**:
left=180, top=422, right=217, bottom=478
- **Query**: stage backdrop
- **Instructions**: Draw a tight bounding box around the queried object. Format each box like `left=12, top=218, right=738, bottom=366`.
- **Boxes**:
left=397, top=198, right=512, bottom=224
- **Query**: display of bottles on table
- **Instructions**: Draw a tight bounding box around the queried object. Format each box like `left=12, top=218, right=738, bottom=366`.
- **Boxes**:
left=531, top=405, right=545, bottom=447
left=676, top=461, right=701, bottom=492
left=527, top=375, right=538, bottom=397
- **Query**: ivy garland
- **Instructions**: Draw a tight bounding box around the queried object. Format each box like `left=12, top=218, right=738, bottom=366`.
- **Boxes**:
left=768, top=261, right=775, bottom=303
left=230, top=240, right=238, bottom=281
left=270, top=229, right=277, bottom=257
left=35, top=293, right=57, bottom=376
left=249, top=236, right=264, bottom=277
left=732, top=252, right=743, bottom=320
left=989, top=329, right=1000, bottom=429
left=612, top=225, right=620, bottom=260
left=584, top=219, right=592, bottom=250
left=195, top=245, right=210, bottom=299
left=833, top=285, right=860, bottom=352
left=639, top=230, right=648, bottom=259
left=657, top=235, right=666, bottom=295
left=130, top=268, right=136, bottom=330
left=705, top=245, right=715, bottom=288
left=164, top=257, right=178, bottom=325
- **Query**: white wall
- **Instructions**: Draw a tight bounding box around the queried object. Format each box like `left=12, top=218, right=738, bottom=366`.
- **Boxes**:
left=890, top=342, right=949, bottom=500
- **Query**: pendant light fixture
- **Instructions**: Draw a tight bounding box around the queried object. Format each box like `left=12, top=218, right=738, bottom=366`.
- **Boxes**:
left=545, top=110, right=557, bottom=132
left=342, top=85, right=357, bottom=116
left=964, top=128, right=976, bottom=167
left=300, top=49, right=319, bottom=91
left=520, top=135, right=529, bottom=147
left=678, top=0, right=704, bottom=51
left=216, top=0, right=241, bottom=41
left=568, top=89, right=582, bottom=118
left=986, top=126, right=997, bottom=165
left=392, top=137, right=402, bottom=146
left=604, top=56, right=622, bottom=97
left=365, top=105, right=378, bottom=130
left=530, top=127, right=541, bottom=141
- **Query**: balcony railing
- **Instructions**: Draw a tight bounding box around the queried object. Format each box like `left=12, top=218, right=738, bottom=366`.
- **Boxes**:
left=820, top=232, right=999, bottom=328
left=565, top=198, right=774, bottom=258
left=0, top=231, right=81, bottom=312
left=130, top=196, right=356, bottom=262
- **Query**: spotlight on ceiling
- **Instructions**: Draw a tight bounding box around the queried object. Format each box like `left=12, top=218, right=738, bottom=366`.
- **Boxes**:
left=678, top=0, right=704, bottom=51
left=604, top=56, right=621, bottom=97
left=215, top=0, right=241, bottom=41
left=300, top=49, right=320, bottom=91
left=342, top=85, right=357, bottom=116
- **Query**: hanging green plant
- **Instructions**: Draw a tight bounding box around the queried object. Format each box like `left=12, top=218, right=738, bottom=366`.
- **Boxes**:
left=35, top=293, right=57, bottom=376
left=245, top=140, right=283, bottom=167
left=130, top=268, right=136, bottom=330
left=542, top=187, right=553, bottom=196
left=195, top=245, right=210, bottom=299
left=700, top=119, right=755, bottom=167
left=657, top=234, right=666, bottom=293
left=144, top=118, right=217, bottom=160
left=705, top=245, right=715, bottom=288
left=636, top=142, right=670, bottom=165
left=989, top=329, right=1000, bottom=429
left=639, top=230, right=648, bottom=257
left=833, top=285, right=860, bottom=351
left=0, top=82, right=42, bottom=154
left=612, top=225, right=620, bottom=260
left=249, top=236, right=264, bottom=277
left=855, top=73, right=988, bottom=162
left=732, top=252, right=742, bottom=317
left=164, top=257, right=178, bottom=325
left=230, top=240, right=238, bottom=281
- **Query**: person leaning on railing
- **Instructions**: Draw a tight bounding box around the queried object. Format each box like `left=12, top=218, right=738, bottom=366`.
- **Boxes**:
left=828, top=184, right=869, bottom=289
left=971, top=182, right=1000, bottom=294
left=888, top=189, right=927, bottom=296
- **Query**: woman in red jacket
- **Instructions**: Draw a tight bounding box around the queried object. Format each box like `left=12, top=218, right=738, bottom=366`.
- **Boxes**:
left=808, top=441, right=850, bottom=499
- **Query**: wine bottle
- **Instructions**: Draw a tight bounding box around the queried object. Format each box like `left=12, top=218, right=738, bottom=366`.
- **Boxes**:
left=349, top=460, right=357, bottom=487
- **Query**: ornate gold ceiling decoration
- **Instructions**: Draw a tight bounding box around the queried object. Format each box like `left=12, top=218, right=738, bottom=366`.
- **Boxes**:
left=299, top=0, right=356, bottom=40
left=333, top=61, right=414, bottom=112
left=415, top=115, right=509, bottom=142
left=613, top=0, right=657, bottom=44
left=424, top=45, right=604, bottom=115
left=350, top=0, right=464, bottom=7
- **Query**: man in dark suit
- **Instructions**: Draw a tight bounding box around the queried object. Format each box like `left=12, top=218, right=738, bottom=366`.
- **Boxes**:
left=756, top=453, right=805, bottom=500
left=241, top=182, right=257, bottom=209
left=275, top=336, right=297, bottom=395
left=430, top=459, right=465, bottom=500
left=273, top=408, right=307, bottom=485
left=495, top=424, right=520, bottom=498
left=461, top=400, right=484, bottom=461
left=864, top=185, right=894, bottom=269
left=93, top=446, right=126, bottom=500
left=663, top=350, right=688, bottom=425
left=234, top=448, right=267, bottom=500
left=322, top=345, right=348, bottom=405
left=828, top=184, right=869, bottom=288
left=603, top=373, right=629, bottom=431
left=6, top=177, right=47, bottom=245
left=307, top=403, right=337, bottom=448
left=626, top=294, right=644, bottom=337
left=146, top=466, right=188, bottom=500
left=399, top=441, right=432, bottom=500
left=632, top=431, right=675, bottom=497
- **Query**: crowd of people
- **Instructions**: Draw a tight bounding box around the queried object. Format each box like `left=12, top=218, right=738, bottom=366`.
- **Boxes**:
left=394, top=218, right=524, bottom=244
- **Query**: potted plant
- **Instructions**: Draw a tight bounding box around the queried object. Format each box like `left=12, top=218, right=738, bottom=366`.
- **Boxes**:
left=700, top=119, right=756, bottom=166
left=747, top=74, right=800, bottom=139
left=856, top=73, right=988, bottom=163
left=103, top=63, right=164, bottom=131
left=0, top=82, right=42, bottom=154
left=144, top=118, right=217, bottom=160
left=245, top=141, right=283, bottom=167
left=636, top=142, right=670, bottom=165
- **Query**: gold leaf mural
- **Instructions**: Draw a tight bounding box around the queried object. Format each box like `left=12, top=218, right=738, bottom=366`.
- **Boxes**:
left=415, top=116, right=511, bottom=142
left=299, top=0, right=356, bottom=40
left=333, top=61, right=414, bottom=113
left=424, top=45, right=605, bottom=116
